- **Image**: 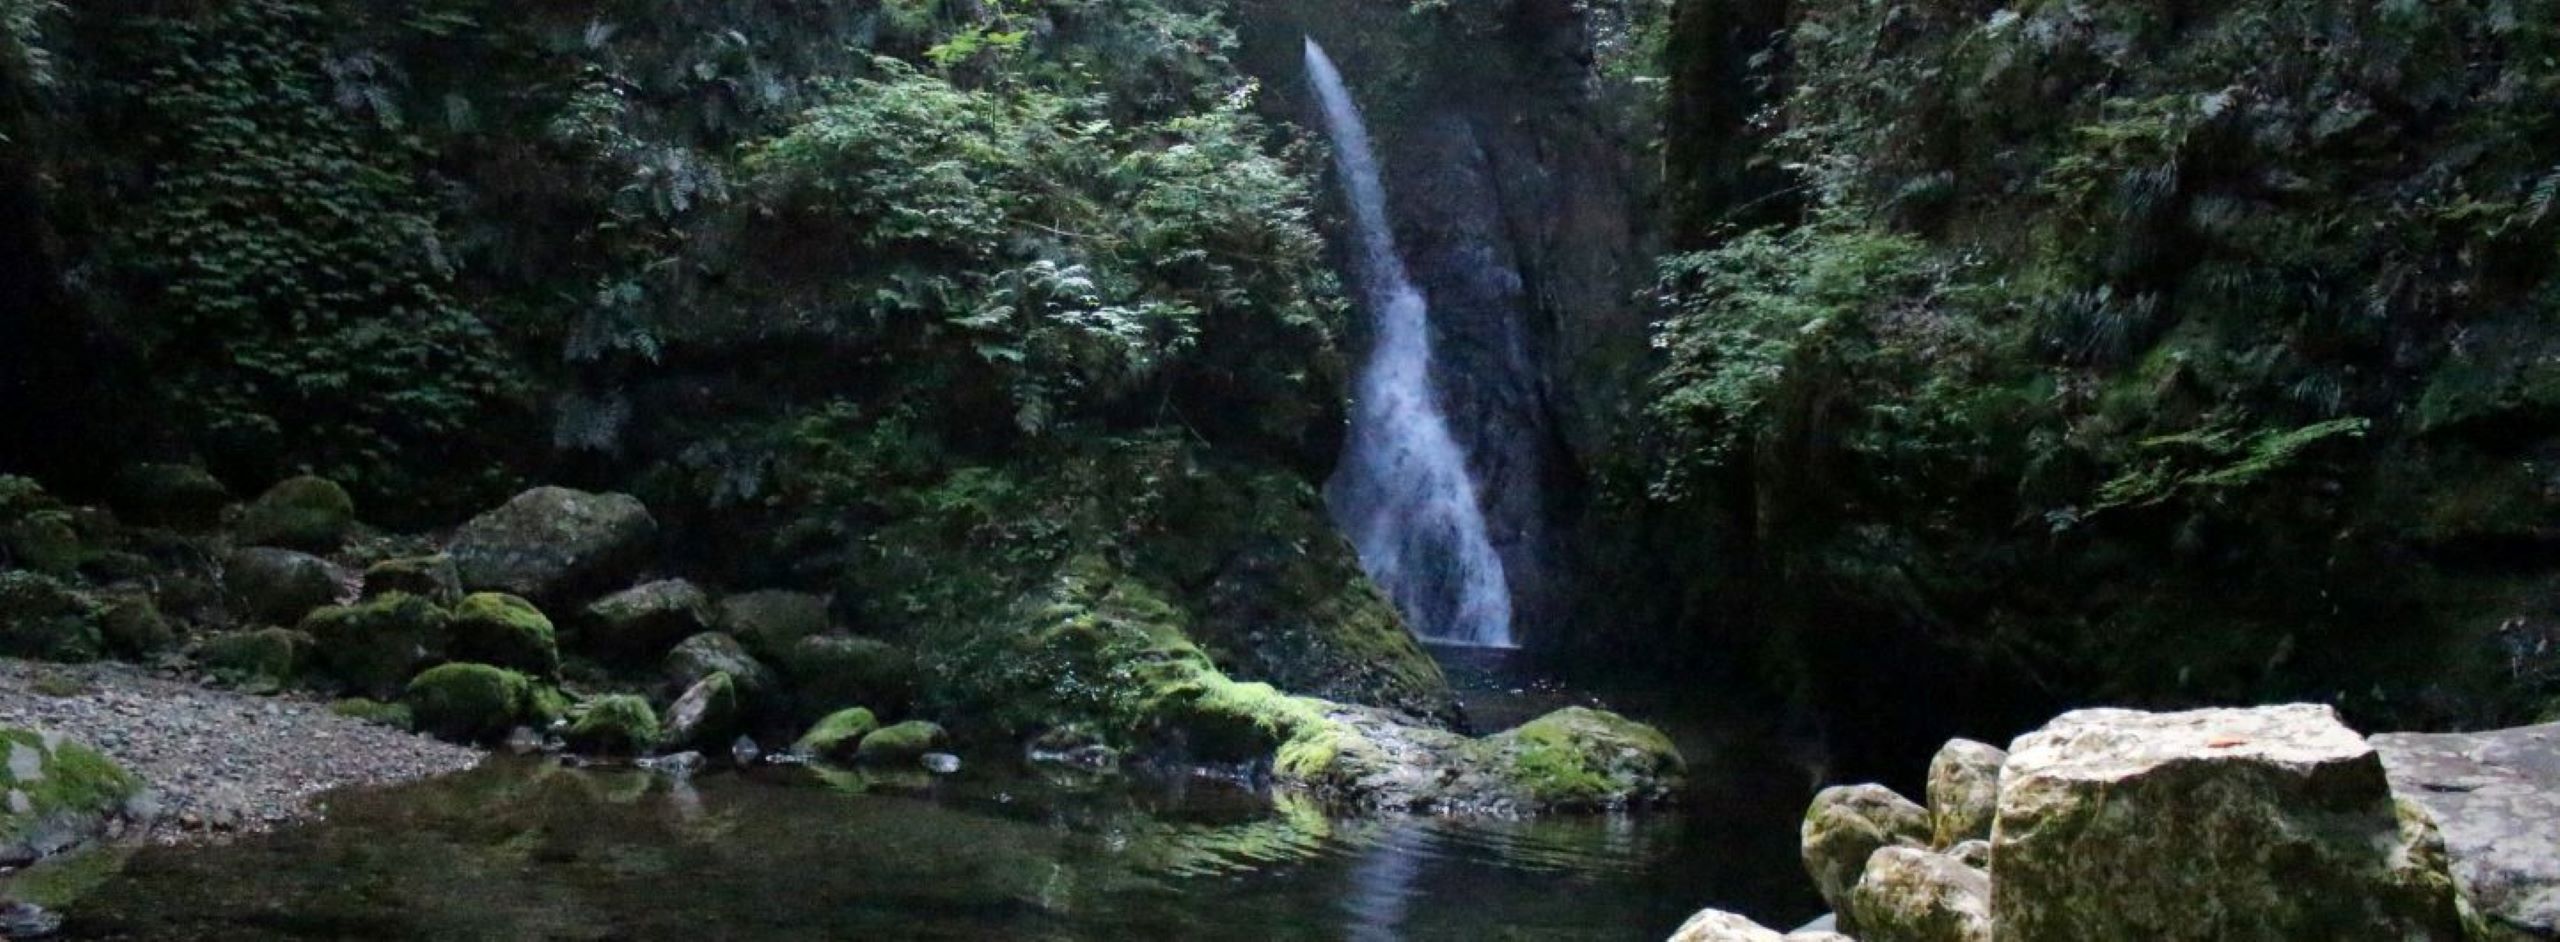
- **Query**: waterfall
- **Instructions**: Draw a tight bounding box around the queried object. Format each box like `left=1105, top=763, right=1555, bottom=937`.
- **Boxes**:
left=1306, top=38, right=1516, bottom=649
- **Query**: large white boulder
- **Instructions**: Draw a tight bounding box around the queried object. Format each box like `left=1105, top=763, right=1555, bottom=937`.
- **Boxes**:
left=1801, top=783, right=1930, bottom=926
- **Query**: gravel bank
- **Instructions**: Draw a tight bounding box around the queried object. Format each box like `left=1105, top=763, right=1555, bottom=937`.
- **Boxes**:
left=0, top=659, right=481, bottom=841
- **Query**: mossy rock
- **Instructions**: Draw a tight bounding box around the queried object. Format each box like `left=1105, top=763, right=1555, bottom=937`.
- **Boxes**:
left=792, top=707, right=880, bottom=762
left=361, top=555, right=462, bottom=605
left=1471, top=707, right=1686, bottom=809
left=566, top=694, right=660, bottom=756
left=404, top=663, right=549, bottom=744
left=299, top=593, right=450, bottom=699
left=577, top=580, right=711, bottom=664
left=3, top=512, right=85, bottom=577
left=0, top=571, right=102, bottom=663
left=778, top=634, right=914, bottom=719
left=328, top=698, right=414, bottom=731
left=853, top=720, right=948, bottom=765
left=198, top=628, right=309, bottom=693
left=236, top=476, right=355, bottom=552
left=0, top=729, right=142, bottom=866
left=109, top=463, right=229, bottom=530
left=663, top=632, right=775, bottom=702
left=448, top=487, right=655, bottom=603
left=97, top=593, right=175, bottom=659
left=223, top=547, right=349, bottom=625
left=448, top=592, right=560, bottom=679
left=718, top=590, right=831, bottom=659
left=662, top=671, right=743, bottom=751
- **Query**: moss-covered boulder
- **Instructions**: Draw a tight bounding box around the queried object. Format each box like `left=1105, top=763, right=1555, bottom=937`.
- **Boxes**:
left=717, top=590, right=831, bottom=659
left=792, top=707, right=880, bottom=762
left=0, top=729, right=143, bottom=866
left=0, top=572, right=101, bottom=663
left=236, top=476, right=355, bottom=552
left=448, top=487, right=655, bottom=603
left=404, top=663, right=551, bottom=744
left=361, top=555, right=462, bottom=605
left=661, top=671, right=743, bottom=751
left=1992, top=705, right=2463, bottom=942
left=1468, top=707, right=1687, bottom=810
left=566, top=694, right=660, bottom=756
left=447, top=593, right=559, bottom=678
left=854, top=720, right=948, bottom=765
left=197, top=628, right=308, bottom=692
left=663, top=632, right=774, bottom=701
left=778, top=634, right=914, bottom=718
left=328, top=698, right=414, bottom=731
left=110, top=463, right=229, bottom=530
left=1802, top=783, right=1932, bottom=927
left=299, top=593, right=450, bottom=699
left=97, top=593, right=176, bottom=659
left=3, top=510, right=85, bottom=577
left=578, top=580, right=711, bottom=664
left=223, top=546, right=348, bottom=624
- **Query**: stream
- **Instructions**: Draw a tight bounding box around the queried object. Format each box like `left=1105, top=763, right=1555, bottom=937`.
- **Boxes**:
left=39, top=649, right=1818, bottom=940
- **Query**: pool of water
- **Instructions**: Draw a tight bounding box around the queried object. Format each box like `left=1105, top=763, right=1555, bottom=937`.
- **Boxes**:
left=36, top=651, right=1821, bottom=941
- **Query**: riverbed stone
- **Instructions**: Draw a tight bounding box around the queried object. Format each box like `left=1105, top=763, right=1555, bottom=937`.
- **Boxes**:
left=236, top=476, right=355, bottom=552
left=1850, top=846, right=1992, bottom=942
left=447, top=593, right=559, bottom=679
left=0, top=729, right=143, bottom=866
left=580, top=580, right=711, bottom=664
left=1925, top=738, right=2005, bottom=847
left=1470, top=706, right=1686, bottom=809
left=1992, top=704, right=2465, bottom=941
left=224, top=546, right=349, bottom=624
left=300, top=593, right=451, bottom=699
left=362, top=555, right=462, bottom=605
left=448, top=487, right=655, bottom=604
left=718, top=590, right=830, bottom=658
left=661, top=671, right=743, bottom=751
left=2372, top=722, right=2560, bottom=940
left=1802, top=783, right=1930, bottom=926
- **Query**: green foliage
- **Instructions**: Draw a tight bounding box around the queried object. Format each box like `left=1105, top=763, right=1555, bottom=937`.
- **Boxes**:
left=2094, top=418, right=2372, bottom=512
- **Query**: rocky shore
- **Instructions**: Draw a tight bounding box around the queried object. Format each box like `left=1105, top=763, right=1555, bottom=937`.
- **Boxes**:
left=0, top=659, right=480, bottom=842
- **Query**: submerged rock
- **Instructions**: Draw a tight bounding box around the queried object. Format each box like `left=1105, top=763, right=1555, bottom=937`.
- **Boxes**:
left=1850, top=846, right=1992, bottom=942
left=2372, top=722, right=2560, bottom=940
left=1992, top=704, right=2464, bottom=941
left=579, top=580, right=711, bottom=664
left=1801, top=783, right=1929, bottom=926
left=235, top=476, right=355, bottom=553
left=448, top=487, right=655, bottom=604
left=1924, top=739, right=2004, bottom=847
left=223, top=547, right=349, bottom=625
left=0, top=729, right=144, bottom=867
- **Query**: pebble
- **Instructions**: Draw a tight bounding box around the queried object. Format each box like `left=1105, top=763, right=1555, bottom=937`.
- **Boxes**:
left=0, top=660, right=482, bottom=846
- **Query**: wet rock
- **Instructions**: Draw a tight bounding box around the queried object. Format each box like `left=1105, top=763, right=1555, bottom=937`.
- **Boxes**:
left=855, top=721, right=949, bottom=766
left=1801, top=783, right=1929, bottom=926
left=503, top=726, right=544, bottom=755
left=223, top=547, right=349, bottom=625
left=660, top=672, right=742, bottom=751
left=109, top=463, right=229, bottom=530
left=361, top=555, right=463, bottom=605
left=1925, top=739, right=2004, bottom=847
left=0, top=572, right=102, bottom=664
left=2373, top=722, right=2560, bottom=940
left=730, top=736, right=761, bottom=767
left=922, top=752, right=961, bottom=775
left=300, top=594, right=450, bottom=699
left=235, top=476, right=354, bottom=553
left=663, top=632, right=774, bottom=702
left=447, top=593, right=560, bottom=679
left=448, top=487, right=655, bottom=604
left=580, top=580, right=712, bottom=665
left=0, top=729, right=143, bottom=866
left=1993, top=704, right=2464, bottom=941
left=1850, top=846, right=1992, bottom=942
left=717, top=590, right=831, bottom=659
left=565, top=695, right=659, bottom=757
left=793, top=708, right=880, bottom=763
left=404, top=663, right=552, bottom=745
left=639, top=751, right=705, bottom=778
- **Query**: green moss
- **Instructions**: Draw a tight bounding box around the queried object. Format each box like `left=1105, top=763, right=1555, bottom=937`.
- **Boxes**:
left=793, top=707, right=880, bottom=761
left=566, top=694, right=660, bottom=756
left=361, top=555, right=461, bottom=604
left=0, top=728, right=141, bottom=863
left=662, top=670, right=743, bottom=749
left=853, top=720, right=948, bottom=764
left=110, top=463, right=229, bottom=530
left=779, top=634, right=914, bottom=719
left=0, top=571, right=101, bottom=663
left=3, top=511, right=85, bottom=576
left=404, top=663, right=543, bottom=744
left=198, top=627, right=308, bottom=693
left=448, top=592, right=560, bottom=679
left=328, top=697, right=415, bottom=730
left=236, top=475, right=356, bottom=552
left=98, top=594, right=175, bottom=659
left=299, top=592, right=449, bottom=698
left=1471, top=707, right=1687, bottom=809
left=0, top=843, right=135, bottom=910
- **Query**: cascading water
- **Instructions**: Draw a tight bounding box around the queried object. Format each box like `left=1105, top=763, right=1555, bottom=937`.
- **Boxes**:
left=1306, top=38, right=1516, bottom=649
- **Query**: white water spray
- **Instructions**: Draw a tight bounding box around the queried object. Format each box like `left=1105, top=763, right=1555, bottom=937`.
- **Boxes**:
left=1306, top=38, right=1515, bottom=649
